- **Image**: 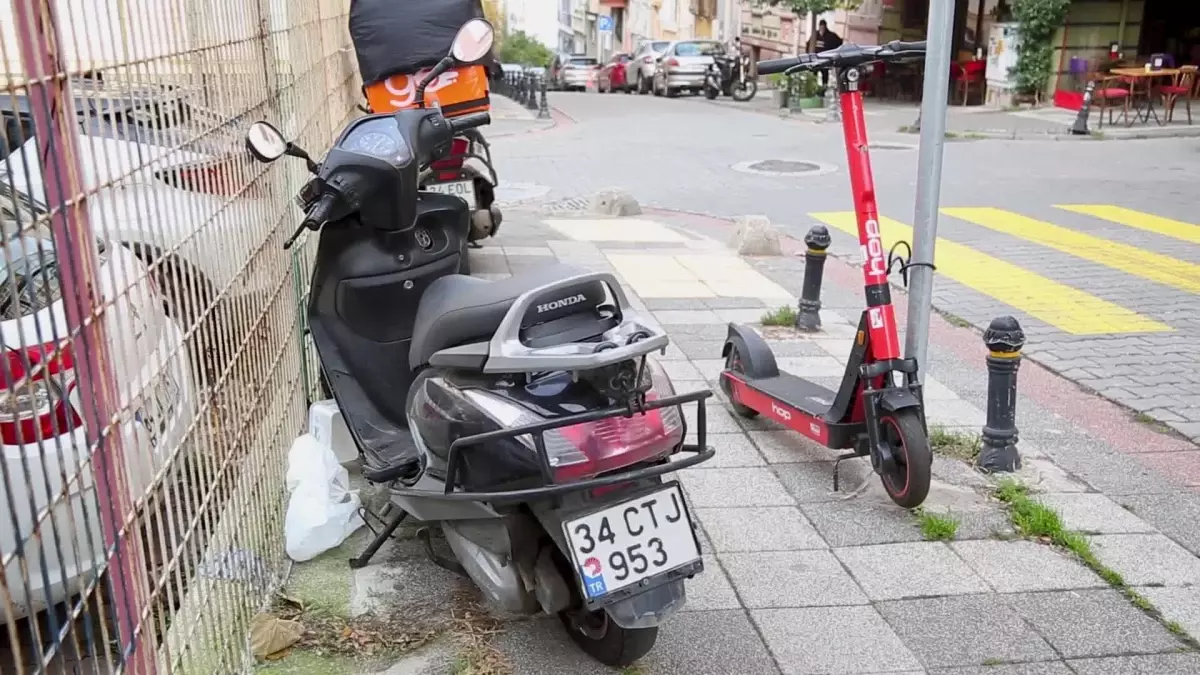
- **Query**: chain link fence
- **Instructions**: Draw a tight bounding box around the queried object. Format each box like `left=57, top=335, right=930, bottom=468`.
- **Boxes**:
left=0, top=0, right=359, bottom=672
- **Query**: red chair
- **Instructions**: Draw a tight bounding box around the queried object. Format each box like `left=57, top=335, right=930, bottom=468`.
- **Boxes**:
left=951, top=60, right=986, bottom=105
left=1161, top=65, right=1196, bottom=123
left=1092, top=75, right=1131, bottom=127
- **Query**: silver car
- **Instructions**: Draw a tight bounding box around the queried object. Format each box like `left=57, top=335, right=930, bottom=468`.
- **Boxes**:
left=653, top=40, right=726, bottom=97
left=630, top=40, right=672, bottom=94
left=555, top=55, right=599, bottom=91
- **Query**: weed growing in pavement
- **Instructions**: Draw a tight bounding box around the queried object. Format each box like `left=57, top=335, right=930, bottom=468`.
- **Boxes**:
left=1133, top=412, right=1173, bottom=433
left=760, top=305, right=798, bottom=327
left=981, top=658, right=1005, bottom=666
left=619, top=667, right=646, bottom=675
left=448, top=587, right=510, bottom=675
left=928, top=425, right=982, bottom=462
left=992, top=479, right=1200, bottom=650
left=914, top=507, right=959, bottom=541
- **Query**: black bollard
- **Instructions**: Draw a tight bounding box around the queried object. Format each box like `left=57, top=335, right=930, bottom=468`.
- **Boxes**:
left=1071, top=80, right=1095, bottom=135
left=794, top=225, right=832, bottom=332
left=538, top=76, right=551, bottom=119
left=525, top=75, right=539, bottom=110
left=977, top=316, right=1026, bottom=473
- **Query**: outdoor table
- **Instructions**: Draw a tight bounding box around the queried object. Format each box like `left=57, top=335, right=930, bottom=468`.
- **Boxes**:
left=1109, top=67, right=1181, bottom=126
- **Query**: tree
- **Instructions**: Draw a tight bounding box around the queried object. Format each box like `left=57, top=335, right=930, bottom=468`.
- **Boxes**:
left=764, top=0, right=863, bottom=52
left=498, top=31, right=555, bottom=67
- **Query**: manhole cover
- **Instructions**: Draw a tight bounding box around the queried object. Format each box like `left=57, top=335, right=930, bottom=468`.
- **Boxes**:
left=731, top=159, right=836, bottom=177
left=868, top=142, right=917, bottom=151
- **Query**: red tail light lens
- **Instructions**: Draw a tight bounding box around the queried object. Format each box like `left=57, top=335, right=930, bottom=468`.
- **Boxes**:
left=464, top=360, right=685, bottom=482
left=665, top=58, right=679, bottom=67
left=0, top=342, right=82, bottom=446
left=431, top=137, right=469, bottom=180
left=155, top=153, right=257, bottom=197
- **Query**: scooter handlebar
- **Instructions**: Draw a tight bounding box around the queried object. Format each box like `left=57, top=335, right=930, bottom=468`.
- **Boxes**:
left=757, top=53, right=817, bottom=76
left=449, top=112, right=492, bottom=134
left=756, top=41, right=927, bottom=75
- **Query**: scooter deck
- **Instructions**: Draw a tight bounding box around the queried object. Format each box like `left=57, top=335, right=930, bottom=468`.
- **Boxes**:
left=726, top=370, right=864, bottom=449
left=750, top=372, right=837, bottom=416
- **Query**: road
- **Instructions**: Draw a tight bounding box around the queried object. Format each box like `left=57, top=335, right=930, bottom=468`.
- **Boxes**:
left=490, top=90, right=1200, bottom=444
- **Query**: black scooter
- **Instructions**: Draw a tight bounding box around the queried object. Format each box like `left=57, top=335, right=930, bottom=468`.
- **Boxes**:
left=245, top=19, right=715, bottom=667
left=704, top=52, right=757, bottom=102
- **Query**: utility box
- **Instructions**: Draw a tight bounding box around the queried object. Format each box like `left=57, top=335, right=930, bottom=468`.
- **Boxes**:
left=308, top=400, right=358, bottom=465
left=985, top=22, right=1021, bottom=107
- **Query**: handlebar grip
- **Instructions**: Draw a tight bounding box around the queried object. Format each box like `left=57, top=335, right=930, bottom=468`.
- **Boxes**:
left=302, top=192, right=336, bottom=230
left=757, top=53, right=816, bottom=75
left=448, top=112, right=492, bottom=134
left=884, top=40, right=927, bottom=52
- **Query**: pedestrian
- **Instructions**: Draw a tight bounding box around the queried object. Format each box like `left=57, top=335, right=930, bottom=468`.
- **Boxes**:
left=808, top=20, right=843, bottom=88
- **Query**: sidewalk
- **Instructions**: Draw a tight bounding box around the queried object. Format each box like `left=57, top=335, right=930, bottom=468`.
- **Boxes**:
left=703, top=93, right=1200, bottom=140
left=263, top=209, right=1200, bottom=675
left=487, top=94, right=556, bottom=137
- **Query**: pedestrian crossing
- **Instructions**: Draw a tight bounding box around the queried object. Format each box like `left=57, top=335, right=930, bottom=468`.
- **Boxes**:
left=810, top=205, right=1198, bottom=336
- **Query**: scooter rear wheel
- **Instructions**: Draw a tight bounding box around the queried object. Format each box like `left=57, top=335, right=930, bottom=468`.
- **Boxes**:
left=559, top=609, right=657, bottom=667
left=721, top=344, right=759, bottom=418
left=878, top=408, right=932, bottom=508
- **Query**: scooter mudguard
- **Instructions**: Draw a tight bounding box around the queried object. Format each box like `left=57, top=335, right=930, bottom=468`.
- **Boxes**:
left=877, top=387, right=922, bottom=413
left=604, top=578, right=688, bottom=630
left=721, top=323, right=780, bottom=379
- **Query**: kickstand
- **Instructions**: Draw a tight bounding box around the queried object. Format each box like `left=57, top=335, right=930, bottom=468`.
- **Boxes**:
left=417, top=527, right=468, bottom=577
left=349, top=510, right=407, bottom=569
left=832, top=451, right=860, bottom=493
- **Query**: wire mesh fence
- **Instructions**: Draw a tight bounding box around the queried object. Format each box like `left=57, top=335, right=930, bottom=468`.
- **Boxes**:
left=0, top=0, right=358, bottom=672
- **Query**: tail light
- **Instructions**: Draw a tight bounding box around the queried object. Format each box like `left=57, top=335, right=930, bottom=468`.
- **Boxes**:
left=665, top=58, right=679, bottom=68
left=155, top=153, right=258, bottom=197
left=430, top=137, right=469, bottom=181
left=0, top=342, right=82, bottom=446
left=643, top=56, right=654, bottom=64
left=464, top=360, right=685, bottom=482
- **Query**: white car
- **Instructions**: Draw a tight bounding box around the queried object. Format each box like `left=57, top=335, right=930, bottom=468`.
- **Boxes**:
left=2, top=120, right=273, bottom=322
left=0, top=184, right=196, bottom=623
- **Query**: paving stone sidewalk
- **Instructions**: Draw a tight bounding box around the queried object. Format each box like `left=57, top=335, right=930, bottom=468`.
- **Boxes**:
left=277, top=209, right=1200, bottom=675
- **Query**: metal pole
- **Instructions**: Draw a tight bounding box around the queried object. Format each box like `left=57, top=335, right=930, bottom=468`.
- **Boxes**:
left=905, top=0, right=956, bottom=382
left=11, top=1, right=153, bottom=672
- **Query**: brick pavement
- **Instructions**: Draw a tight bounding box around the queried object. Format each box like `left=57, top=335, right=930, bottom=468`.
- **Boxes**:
left=265, top=209, right=1200, bottom=675
left=489, top=91, right=1200, bottom=443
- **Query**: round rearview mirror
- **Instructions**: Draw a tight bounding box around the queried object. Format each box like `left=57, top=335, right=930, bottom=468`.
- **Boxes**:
left=451, top=18, right=494, bottom=64
left=245, top=121, right=288, bottom=163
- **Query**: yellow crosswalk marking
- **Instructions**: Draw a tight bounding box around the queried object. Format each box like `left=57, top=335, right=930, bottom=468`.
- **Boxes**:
left=810, top=212, right=1171, bottom=335
left=1053, top=205, right=1200, bottom=245
left=943, top=207, right=1200, bottom=295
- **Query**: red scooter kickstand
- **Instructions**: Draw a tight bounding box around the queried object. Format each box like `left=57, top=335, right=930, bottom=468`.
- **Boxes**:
left=719, top=43, right=933, bottom=509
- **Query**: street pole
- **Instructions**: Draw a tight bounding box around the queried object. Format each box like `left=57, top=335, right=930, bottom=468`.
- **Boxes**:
left=905, top=0, right=955, bottom=383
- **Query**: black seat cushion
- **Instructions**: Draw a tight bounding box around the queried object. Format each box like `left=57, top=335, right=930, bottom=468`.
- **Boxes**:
left=408, top=263, right=605, bottom=368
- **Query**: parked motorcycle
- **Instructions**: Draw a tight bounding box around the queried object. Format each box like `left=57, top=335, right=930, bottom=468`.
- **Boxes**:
left=704, top=52, right=757, bottom=102
left=245, top=19, right=715, bottom=667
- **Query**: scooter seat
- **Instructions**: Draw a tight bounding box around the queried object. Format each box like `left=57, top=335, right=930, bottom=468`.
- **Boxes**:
left=409, top=263, right=605, bottom=369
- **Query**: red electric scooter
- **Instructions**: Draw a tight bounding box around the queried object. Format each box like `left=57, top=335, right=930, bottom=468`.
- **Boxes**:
left=720, top=41, right=932, bottom=508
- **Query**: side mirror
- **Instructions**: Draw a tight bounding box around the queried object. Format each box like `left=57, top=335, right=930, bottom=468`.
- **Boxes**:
left=450, top=18, right=495, bottom=64
left=245, top=121, right=288, bottom=163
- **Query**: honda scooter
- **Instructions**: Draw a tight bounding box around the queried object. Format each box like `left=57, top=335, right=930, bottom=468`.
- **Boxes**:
left=246, top=19, right=714, bottom=667
left=720, top=41, right=932, bottom=509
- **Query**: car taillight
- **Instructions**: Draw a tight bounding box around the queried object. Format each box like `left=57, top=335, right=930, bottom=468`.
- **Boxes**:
left=154, top=153, right=258, bottom=197
left=643, top=56, right=654, bottom=63
left=464, top=360, right=685, bottom=482
left=665, top=58, right=679, bottom=67
left=0, top=342, right=82, bottom=446
left=430, top=137, right=469, bottom=180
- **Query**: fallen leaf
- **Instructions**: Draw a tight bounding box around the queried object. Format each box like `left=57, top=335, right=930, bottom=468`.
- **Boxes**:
left=250, top=612, right=304, bottom=659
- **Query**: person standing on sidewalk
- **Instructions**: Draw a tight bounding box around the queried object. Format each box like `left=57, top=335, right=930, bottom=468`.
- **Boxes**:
left=808, top=20, right=843, bottom=88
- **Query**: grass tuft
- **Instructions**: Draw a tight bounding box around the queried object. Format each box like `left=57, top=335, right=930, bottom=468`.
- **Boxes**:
left=914, top=507, right=959, bottom=541
left=928, top=425, right=982, bottom=462
left=760, top=305, right=798, bottom=327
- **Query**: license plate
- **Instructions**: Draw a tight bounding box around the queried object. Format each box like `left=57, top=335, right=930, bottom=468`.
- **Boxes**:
left=563, top=484, right=700, bottom=601
left=425, top=179, right=476, bottom=209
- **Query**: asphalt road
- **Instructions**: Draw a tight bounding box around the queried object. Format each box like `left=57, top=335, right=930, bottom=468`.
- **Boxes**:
left=490, top=90, right=1200, bottom=444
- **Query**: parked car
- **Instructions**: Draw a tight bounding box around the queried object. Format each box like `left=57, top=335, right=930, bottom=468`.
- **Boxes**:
left=1, top=107, right=272, bottom=326
left=0, top=179, right=196, bottom=623
left=630, top=40, right=672, bottom=94
left=597, top=53, right=633, bottom=93
left=550, top=54, right=599, bottom=91
left=500, top=63, right=525, bottom=77
left=524, top=65, right=547, bottom=79
left=653, top=40, right=726, bottom=98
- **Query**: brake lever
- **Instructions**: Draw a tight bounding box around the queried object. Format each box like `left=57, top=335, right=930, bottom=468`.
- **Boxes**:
left=283, top=222, right=306, bottom=250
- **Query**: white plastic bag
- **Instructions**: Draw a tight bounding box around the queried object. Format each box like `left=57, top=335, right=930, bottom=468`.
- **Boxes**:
left=284, top=433, right=365, bottom=561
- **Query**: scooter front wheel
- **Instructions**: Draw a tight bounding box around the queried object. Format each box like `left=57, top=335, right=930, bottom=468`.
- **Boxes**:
left=559, top=610, right=657, bottom=666
left=878, top=408, right=932, bottom=508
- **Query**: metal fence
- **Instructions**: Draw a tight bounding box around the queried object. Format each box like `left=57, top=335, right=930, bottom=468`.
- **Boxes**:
left=0, top=0, right=360, bottom=672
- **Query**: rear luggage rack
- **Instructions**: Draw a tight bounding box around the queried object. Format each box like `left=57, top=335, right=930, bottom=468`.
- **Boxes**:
left=382, top=388, right=715, bottom=502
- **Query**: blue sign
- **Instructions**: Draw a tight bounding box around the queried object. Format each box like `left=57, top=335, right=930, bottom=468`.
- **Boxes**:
left=598, top=15, right=613, bottom=32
